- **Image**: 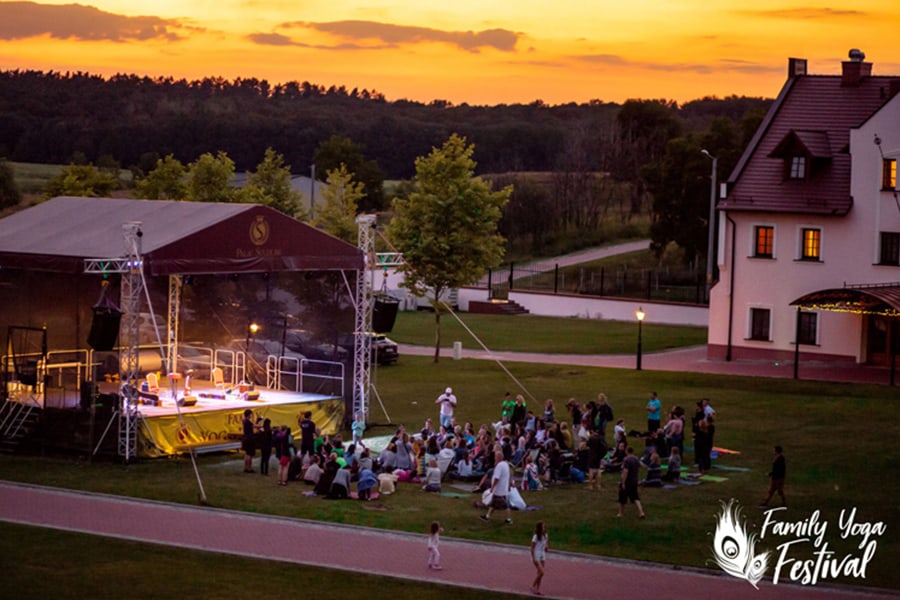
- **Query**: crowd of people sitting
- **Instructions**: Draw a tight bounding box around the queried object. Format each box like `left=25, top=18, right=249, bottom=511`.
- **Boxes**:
left=243, top=391, right=718, bottom=501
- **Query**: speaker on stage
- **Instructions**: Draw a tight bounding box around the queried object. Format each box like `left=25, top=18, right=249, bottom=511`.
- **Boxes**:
left=88, top=307, right=122, bottom=351
left=372, top=295, right=400, bottom=333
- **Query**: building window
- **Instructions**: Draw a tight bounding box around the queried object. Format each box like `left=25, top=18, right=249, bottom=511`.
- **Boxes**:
left=797, top=311, right=818, bottom=345
left=754, top=226, right=774, bottom=258
left=800, top=228, right=821, bottom=261
left=750, top=308, right=771, bottom=341
left=881, top=232, right=900, bottom=266
left=789, top=156, right=806, bottom=179
left=884, top=159, right=897, bottom=190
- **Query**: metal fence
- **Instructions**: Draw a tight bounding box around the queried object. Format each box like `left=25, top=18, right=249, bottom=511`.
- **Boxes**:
left=484, top=261, right=709, bottom=305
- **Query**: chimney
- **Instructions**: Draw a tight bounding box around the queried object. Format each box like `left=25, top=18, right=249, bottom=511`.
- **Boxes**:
left=842, top=48, right=872, bottom=87
left=788, top=58, right=807, bottom=78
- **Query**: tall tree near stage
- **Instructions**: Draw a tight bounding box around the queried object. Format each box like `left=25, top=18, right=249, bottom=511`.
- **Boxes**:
left=239, top=147, right=305, bottom=218
left=389, top=134, right=511, bottom=362
left=312, top=164, right=364, bottom=244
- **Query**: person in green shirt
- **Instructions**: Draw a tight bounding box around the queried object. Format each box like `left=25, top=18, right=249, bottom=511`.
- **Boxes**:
left=500, top=392, right=515, bottom=421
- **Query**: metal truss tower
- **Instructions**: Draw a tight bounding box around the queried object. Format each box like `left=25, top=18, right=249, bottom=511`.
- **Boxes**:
left=84, top=222, right=144, bottom=462
left=352, top=215, right=375, bottom=420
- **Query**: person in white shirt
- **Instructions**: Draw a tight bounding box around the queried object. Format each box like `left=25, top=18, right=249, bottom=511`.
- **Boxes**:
left=435, top=387, right=457, bottom=429
left=480, top=450, right=513, bottom=524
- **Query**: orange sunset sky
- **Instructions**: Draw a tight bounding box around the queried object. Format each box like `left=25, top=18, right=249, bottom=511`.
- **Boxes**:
left=1, top=0, right=898, bottom=106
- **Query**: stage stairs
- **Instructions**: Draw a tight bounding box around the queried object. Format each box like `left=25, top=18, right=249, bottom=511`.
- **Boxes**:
left=0, top=398, right=42, bottom=454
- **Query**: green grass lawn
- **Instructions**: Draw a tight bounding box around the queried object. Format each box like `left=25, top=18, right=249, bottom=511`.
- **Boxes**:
left=2, top=356, right=898, bottom=591
left=389, top=311, right=708, bottom=354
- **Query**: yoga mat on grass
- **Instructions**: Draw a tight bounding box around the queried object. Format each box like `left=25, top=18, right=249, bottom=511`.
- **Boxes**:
left=712, top=464, right=751, bottom=472
left=700, top=474, right=729, bottom=482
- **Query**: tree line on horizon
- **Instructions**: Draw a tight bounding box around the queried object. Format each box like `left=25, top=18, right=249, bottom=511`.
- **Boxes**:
left=0, top=69, right=772, bottom=264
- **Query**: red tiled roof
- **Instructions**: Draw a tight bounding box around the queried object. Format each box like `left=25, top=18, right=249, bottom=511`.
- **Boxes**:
left=721, top=73, right=897, bottom=216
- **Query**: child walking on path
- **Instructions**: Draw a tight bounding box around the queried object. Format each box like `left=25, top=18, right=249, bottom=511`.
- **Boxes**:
left=531, top=520, right=548, bottom=595
left=427, top=521, right=444, bottom=570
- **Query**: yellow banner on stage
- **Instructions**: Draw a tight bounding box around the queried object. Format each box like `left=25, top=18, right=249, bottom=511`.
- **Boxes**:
left=139, top=397, right=344, bottom=457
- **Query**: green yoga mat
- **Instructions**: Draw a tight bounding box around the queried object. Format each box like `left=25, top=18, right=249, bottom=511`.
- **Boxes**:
left=699, top=474, right=729, bottom=482
left=713, top=464, right=751, bottom=472
left=440, top=492, right=474, bottom=499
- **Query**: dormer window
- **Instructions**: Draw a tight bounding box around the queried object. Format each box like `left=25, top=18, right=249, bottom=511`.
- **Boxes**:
left=769, top=130, right=831, bottom=181
left=789, top=156, right=807, bottom=179
left=884, top=159, right=897, bottom=190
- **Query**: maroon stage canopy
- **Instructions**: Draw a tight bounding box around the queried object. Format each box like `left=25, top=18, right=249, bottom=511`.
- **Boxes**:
left=0, top=197, right=364, bottom=275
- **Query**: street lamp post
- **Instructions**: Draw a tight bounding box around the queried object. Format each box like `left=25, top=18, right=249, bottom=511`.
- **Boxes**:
left=245, top=321, right=260, bottom=355
left=701, top=149, right=718, bottom=302
left=635, top=307, right=645, bottom=370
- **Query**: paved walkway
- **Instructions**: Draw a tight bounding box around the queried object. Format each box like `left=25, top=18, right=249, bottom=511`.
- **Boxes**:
left=398, top=344, right=892, bottom=386
left=1, top=481, right=893, bottom=599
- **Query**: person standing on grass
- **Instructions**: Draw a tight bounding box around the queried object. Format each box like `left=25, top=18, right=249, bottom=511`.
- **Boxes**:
left=646, top=391, right=662, bottom=433
left=427, top=521, right=444, bottom=570
left=258, top=418, right=273, bottom=476
left=298, top=411, right=316, bottom=458
left=480, top=450, right=513, bottom=524
left=436, top=387, right=457, bottom=430
left=760, top=445, right=787, bottom=508
left=530, top=520, right=548, bottom=595
left=617, top=446, right=646, bottom=519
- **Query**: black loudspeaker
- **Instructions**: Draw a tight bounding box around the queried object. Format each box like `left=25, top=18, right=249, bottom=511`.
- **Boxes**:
left=372, top=295, right=400, bottom=333
left=88, top=307, right=122, bottom=351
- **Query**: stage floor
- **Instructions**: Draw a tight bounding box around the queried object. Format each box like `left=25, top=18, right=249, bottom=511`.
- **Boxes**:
left=128, top=380, right=344, bottom=458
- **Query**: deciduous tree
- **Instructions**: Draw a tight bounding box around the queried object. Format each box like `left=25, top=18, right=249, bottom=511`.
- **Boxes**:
left=186, top=151, right=235, bottom=203
left=312, top=164, right=364, bottom=244
left=389, top=134, right=511, bottom=361
left=239, top=147, right=304, bottom=218
left=43, top=163, right=118, bottom=199
left=135, top=154, right=187, bottom=200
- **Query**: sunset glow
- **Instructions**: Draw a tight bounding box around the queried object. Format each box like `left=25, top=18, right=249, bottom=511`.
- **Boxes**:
left=1, top=0, right=898, bottom=105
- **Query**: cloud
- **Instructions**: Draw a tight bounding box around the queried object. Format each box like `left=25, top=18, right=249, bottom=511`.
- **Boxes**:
left=568, top=53, right=782, bottom=75
left=0, top=1, right=200, bottom=42
left=273, top=20, right=521, bottom=53
left=745, top=7, right=866, bottom=19
left=246, top=32, right=295, bottom=46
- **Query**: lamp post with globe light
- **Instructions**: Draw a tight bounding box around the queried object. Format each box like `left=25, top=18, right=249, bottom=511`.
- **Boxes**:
left=635, top=307, right=646, bottom=370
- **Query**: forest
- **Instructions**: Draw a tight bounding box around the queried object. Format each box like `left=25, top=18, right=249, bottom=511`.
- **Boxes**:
left=0, top=70, right=772, bottom=261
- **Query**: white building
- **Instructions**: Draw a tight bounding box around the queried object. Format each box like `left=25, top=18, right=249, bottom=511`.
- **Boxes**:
left=709, top=51, right=900, bottom=366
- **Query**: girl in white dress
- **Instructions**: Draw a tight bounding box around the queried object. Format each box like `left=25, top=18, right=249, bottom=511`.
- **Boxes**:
left=531, top=520, right=548, bottom=595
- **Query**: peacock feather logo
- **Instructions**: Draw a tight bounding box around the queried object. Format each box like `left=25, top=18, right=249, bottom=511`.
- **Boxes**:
left=712, top=499, right=770, bottom=589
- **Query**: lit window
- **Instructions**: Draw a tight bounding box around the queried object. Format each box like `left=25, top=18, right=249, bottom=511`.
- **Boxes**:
left=789, top=156, right=806, bottom=179
left=750, top=308, right=771, bottom=341
left=801, top=228, right=821, bottom=261
left=881, top=232, right=900, bottom=266
left=884, top=159, right=897, bottom=190
left=754, top=226, right=774, bottom=258
left=797, top=311, right=818, bottom=345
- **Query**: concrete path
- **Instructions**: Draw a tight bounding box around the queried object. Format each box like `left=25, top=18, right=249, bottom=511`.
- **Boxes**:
left=1, top=481, right=893, bottom=600
left=476, top=240, right=651, bottom=286
left=399, top=343, right=891, bottom=386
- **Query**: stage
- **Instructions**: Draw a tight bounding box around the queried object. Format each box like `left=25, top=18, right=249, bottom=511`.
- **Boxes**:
left=123, top=381, right=344, bottom=458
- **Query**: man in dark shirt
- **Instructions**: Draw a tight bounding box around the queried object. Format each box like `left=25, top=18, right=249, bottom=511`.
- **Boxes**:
left=298, top=411, right=316, bottom=458
left=760, top=445, right=787, bottom=508
left=617, top=446, right=646, bottom=518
